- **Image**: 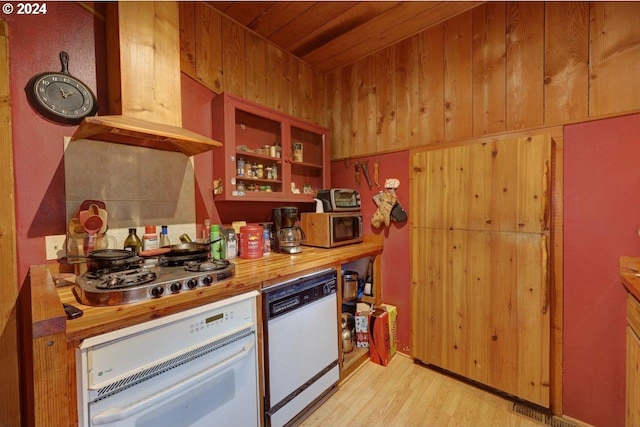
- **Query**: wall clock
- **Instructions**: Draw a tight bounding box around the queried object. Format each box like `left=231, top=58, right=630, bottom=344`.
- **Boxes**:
left=25, top=51, right=98, bottom=125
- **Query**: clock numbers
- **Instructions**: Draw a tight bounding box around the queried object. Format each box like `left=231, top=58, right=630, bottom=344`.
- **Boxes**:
left=28, top=51, right=97, bottom=124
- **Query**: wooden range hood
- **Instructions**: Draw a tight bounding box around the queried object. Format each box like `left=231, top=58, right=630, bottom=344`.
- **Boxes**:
left=71, top=2, right=221, bottom=156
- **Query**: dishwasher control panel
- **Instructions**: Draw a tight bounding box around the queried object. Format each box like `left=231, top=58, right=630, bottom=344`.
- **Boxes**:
left=264, top=270, right=336, bottom=320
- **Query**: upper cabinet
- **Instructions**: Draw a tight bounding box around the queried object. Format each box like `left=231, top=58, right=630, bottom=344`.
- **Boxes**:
left=212, top=93, right=330, bottom=202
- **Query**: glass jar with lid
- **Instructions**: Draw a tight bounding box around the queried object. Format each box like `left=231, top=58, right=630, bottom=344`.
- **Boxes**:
left=237, top=157, right=245, bottom=176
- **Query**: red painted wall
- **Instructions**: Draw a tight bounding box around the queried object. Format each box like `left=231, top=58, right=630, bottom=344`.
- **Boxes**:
left=181, top=73, right=221, bottom=234
left=6, top=3, right=106, bottom=284
left=563, top=114, right=640, bottom=427
left=330, top=152, right=411, bottom=353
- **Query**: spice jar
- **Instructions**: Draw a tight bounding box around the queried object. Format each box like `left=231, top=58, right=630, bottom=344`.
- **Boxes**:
left=237, top=157, right=245, bottom=176
left=257, top=164, right=264, bottom=179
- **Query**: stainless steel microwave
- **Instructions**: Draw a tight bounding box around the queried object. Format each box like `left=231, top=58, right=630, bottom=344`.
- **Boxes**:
left=300, top=212, right=363, bottom=248
left=316, top=189, right=361, bottom=212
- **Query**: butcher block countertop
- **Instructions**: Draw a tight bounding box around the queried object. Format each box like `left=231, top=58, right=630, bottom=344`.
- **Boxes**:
left=55, top=236, right=382, bottom=342
left=620, top=256, right=640, bottom=301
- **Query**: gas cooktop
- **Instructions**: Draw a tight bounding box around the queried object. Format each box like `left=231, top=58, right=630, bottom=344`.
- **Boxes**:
left=73, top=260, right=235, bottom=307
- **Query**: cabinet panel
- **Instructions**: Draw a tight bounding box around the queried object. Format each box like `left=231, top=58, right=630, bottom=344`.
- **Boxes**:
left=411, top=228, right=550, bottom=407
left=627, top=327, right=640, bottom=427
left=211, top=93, right=330, bottom=202
left=411, top=134, right=551, bottom=408
left=628, top=294, right=640, bottom=337
left=410, top=135, right=550, bottom=232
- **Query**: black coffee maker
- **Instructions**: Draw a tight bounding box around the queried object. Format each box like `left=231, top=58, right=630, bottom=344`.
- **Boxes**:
left=272, top=207, right=305, bottom=253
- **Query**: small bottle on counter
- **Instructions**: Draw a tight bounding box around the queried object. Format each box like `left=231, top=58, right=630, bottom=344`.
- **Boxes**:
left=142, top=225, right=159, bottom=251
left=123, top=228, right=142, bottom=254
left=262, top=224, right=271, bottom=254
left=159, top=225, right=170, bottom=247
left=210, top=224, right=223, bottom=260
left=223, top=228, right=238, bottom=259
left=203, top=219, right=211, bottom=241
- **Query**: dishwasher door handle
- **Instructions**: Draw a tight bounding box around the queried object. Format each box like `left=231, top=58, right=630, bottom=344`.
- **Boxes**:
left=91, top=341, right=255, bottom=425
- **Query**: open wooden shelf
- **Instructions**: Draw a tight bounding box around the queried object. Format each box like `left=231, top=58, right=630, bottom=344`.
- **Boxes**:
left=341, top=347, right=369, bottom=381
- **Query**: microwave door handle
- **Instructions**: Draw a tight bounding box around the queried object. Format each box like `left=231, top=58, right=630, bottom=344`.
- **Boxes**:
left=359, top=217, right=363, bottom=237
left=91, top=341, right=255, bottom=425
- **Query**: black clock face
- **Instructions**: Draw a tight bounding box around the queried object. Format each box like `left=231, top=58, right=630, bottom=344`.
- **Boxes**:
left=25, top=51, right=98, bottom=125
left=32, top=73, right=96, bottom=121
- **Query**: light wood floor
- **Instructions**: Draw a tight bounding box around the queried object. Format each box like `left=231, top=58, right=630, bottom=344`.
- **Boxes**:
left=299, top=354, right=547, bottom=427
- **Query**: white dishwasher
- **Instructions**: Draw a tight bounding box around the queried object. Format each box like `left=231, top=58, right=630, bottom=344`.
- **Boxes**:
left=263, top=269, right=339, bottom=427
left=76, top=291, right=260, bottom=427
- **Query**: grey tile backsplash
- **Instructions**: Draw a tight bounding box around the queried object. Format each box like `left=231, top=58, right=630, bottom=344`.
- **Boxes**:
left=64, top=139, right=195, bottom=229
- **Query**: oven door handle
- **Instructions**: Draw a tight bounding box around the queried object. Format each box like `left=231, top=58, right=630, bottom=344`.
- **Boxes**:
left=91, top=340, right=255, bottom=425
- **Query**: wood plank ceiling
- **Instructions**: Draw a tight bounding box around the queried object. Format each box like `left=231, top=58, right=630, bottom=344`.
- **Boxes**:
left=208, top=1, right=483, bottom=73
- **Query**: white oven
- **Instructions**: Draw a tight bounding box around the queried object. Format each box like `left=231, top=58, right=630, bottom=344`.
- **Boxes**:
left=76, top=291, right=260, bottom=427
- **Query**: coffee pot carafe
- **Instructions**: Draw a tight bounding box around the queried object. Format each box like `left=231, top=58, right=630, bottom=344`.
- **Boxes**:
left=278, top=226, right=305, bottom=253
left=272, top=207, right=305, bottom=254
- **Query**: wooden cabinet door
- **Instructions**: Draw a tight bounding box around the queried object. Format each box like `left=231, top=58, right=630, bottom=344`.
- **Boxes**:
left=410, top=135, right=551, bottom=408
left=627, top=326, right=640, bottom=427
left=411, top=135, right=550, bottom=233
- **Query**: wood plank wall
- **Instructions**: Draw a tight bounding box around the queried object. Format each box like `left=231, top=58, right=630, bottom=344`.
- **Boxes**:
left=179, top=2, right=327, bottom=127
left=0, top=19, right=20, bottom=427
left=326, top=1, right=640, bottom=160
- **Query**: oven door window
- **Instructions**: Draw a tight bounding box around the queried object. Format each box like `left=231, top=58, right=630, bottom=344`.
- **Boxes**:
left=87, top=335, right=257, bottom=427
left=332, top=216, right=358, bottom=243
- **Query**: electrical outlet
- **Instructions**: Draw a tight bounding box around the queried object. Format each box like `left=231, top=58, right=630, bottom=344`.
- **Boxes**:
left=45, top=235, right=67, bottom=260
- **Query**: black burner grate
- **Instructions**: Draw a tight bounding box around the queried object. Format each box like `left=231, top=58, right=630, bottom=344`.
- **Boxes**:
left=96, top=270, right=158, bottom=290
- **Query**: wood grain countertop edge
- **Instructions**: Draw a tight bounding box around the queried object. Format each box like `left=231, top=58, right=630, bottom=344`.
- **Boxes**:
left=42, top=239, right=383, bottom=343
left=620, top=256, right=640, bottom=302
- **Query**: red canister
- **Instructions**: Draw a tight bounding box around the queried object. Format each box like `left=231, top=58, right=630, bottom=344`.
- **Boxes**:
left=239, top=225, right=263, bottom=259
